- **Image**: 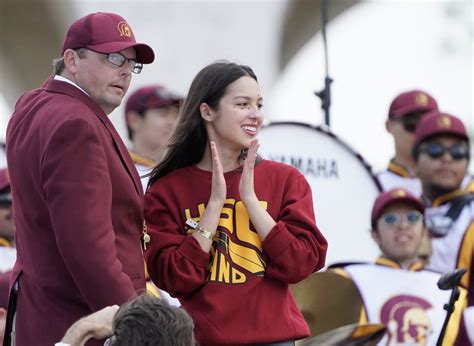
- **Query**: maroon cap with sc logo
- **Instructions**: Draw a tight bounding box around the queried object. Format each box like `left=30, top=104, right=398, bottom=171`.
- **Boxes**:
left=414, top=111, right=469, bottom=145
left=61, top=12, right=155, bottom=64
left=388, top=90, right=438, bottom=118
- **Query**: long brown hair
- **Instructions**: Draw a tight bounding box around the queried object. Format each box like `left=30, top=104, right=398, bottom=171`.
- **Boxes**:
left=147, top=61, right=257, bottom=188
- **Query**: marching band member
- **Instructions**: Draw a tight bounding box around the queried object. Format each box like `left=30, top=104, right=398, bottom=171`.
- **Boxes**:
left=413, top=111, right=474, bottom=307
left=330, top=189, right=471, bottom=345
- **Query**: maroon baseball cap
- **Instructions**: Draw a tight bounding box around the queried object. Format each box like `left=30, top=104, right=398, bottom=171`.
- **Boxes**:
left=62, top=12, right=154, bottom=64
left=371, top=189, right=424, bottom=228
left=125, top=85, right=183, bottom=114
left=388, top=90, right=438, bottom=118
left=414, top=111, right=468, bottom=145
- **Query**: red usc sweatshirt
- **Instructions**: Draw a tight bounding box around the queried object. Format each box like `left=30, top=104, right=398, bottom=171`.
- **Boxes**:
left=145, top=160, right=327, bottom=345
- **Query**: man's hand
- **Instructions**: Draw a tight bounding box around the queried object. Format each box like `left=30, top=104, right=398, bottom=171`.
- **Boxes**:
left=61, top=305, right=119, bottom=346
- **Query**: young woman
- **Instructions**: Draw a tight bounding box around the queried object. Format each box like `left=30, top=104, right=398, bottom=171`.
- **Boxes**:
left=144, top=61, right=327, bottom=345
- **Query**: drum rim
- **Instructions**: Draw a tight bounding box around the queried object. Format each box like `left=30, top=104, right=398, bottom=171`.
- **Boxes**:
left=261, top=121, right=383, bottom=192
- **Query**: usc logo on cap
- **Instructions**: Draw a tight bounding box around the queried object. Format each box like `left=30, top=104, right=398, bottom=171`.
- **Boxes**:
left=393, top=189, right=406, bottom=198
left=437, top=115, right=452, bottom=129
left=415, top=93, right=429, bottom=106
left=117, top=21, right=132, bottom=37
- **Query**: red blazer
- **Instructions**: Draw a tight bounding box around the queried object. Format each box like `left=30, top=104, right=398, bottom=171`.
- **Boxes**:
left=6, top=78, right=146, bottom=345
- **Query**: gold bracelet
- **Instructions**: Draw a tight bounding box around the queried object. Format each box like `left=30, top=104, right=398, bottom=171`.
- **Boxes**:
left=195, top=225, right=213, bottom=240
left=185, top=219, right=214, bottom=240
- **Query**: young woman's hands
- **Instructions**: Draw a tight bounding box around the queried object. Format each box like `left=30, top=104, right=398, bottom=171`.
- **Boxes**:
left=239, top=139, right=259, bottom=204
left=239, top=139, right=276, bottom=241
left=209, top=141, right=226, bottom=205
left=192, top=141, right=226, bottom=251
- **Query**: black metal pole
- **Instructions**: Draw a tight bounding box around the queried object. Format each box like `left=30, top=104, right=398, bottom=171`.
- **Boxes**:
left=436, top=286, right=460, bottom=346
left=436, top=268, right=466, bottom=346
left=314, top=0, right=333, bottom=127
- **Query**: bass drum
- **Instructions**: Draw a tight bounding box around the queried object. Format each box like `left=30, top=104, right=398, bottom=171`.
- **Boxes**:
left=259, top=122, right=382, bottom=265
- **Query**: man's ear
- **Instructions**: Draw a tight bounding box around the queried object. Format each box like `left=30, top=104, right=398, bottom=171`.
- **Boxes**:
left=385, top=118, right=393, bottom=134
left=413, top=159, right=420, bottom=175
left=63, top=49, right=79, bottom=74
left=371, top=229, right=381, bottom=247
left=200, top=103, right=213, bottom=122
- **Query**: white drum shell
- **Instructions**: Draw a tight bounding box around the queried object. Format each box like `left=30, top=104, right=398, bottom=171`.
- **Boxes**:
left=258, top=122, right=381, bottom=266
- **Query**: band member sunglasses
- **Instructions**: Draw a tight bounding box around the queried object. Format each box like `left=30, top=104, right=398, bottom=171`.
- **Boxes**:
left=389, top=112, right=424, bottom=133
left=380, top=210, right=423, bottom=226
left=419, top=143, right=470, bottom=161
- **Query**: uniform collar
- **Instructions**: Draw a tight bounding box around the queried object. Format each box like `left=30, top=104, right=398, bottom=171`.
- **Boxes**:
left=129, top=151, right=156, bottom=168
left=463, top=177, right=474, bottom=194
left=45, top=77, right=107, bottom=119
left=387, top=159, right=415, bottom=178
left=375, top=256, right=424, bottom=271
left=53, top=75, right=90, bottom=97
left=0, top=237, right=13, bottom=248
left=427, top=189, right=467, bottom=208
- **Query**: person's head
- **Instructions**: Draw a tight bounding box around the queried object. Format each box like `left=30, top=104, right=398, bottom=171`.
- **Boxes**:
left=371, top=189, right=426, bottom=267
left=0, top=169, right=14, bottom=242
left=148, top=61, right=261, bottom=186
left=125, top=85, right=183, bottom=155
left=385, top=90, right=438, bottom=161
left=109, top=294, right=194, bottom=346
left=412, top=111, right=470, bottom=198
left=54, top=12, right=155, bottom=115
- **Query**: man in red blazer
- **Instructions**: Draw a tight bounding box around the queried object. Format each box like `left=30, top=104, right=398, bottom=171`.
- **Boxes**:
left=5, top=12, right=155, bottom=345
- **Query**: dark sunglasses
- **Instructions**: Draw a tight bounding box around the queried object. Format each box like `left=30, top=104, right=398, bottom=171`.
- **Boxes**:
left=380, top=210, right=423, bottom=226
left=389, top=113, right=424, bottom=133
left=419, top=143, right=470, bottom=161
left=0, top=193, right=12, bottom=207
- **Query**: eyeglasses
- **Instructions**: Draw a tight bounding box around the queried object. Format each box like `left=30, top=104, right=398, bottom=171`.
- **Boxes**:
left=419, top=143, right=470, bottom=161
left=78, top=49, right=143, bottom=74
left=380, top=210, right=423, bottom=226
left=105, top=52, right=143, bottom=74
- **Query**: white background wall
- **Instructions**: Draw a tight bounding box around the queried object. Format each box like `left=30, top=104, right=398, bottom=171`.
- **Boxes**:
left=268, top=0, right=473, bottom=171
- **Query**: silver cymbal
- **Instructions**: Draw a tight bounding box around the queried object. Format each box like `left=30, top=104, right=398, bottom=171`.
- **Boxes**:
left=290, top=271, right=363, bottom=336
left=298, top=322, right=386, bottom=346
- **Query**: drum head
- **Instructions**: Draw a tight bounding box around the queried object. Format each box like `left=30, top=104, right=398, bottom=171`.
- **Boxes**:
left=259, top=122, right=382, bottom=264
